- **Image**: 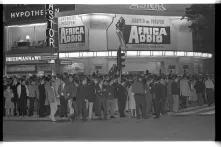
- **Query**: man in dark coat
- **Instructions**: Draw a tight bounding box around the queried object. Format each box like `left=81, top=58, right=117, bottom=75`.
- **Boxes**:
left=153, top=77, right=167, bottom=118
left=194, top=78, right=205, bottom=106
left=116, top=80, right=128, bottom=118
left=76, top=78, right=89, bottom=121
left=95, top=80, right=108, bottom=120
left=131, top=77, right=146, bottom=119
left=106, top=80, right=116, bottom=118
left=38, top=78, right=46, bottom=117
left=11, top=78, right=19, bottom=116
left=86, top=79, right=96, bottom=120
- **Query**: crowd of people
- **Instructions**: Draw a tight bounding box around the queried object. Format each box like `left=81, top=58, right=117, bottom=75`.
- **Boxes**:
left=3, top=72, right=215, bottom=122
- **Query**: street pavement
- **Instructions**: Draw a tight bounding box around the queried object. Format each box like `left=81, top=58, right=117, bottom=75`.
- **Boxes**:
left=3, top=113, right=215, bottom=141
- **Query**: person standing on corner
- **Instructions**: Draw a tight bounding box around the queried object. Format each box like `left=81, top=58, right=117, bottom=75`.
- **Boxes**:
left=45, top=79, right=58, bottom=122
left=179, top=76, right=191, bottom=109
left=205, top=76, right=215, bottom=106
left=131, top=76, right=146, bottom=119
left=87, top=78, right=96, bottom=120
left=152, top=77, right=166, bottom=119
left=116, top=79, right=128, bottom=118
left=27, top=80, right=38, bottom=117
left=194, top=77, right=205, bottom=106
left=106, top=80, right=116, bottom=119
left=95, top=80, right=108, bottom=120
left=38, top=78, right=46, bottom=117
left=11, top=78, right=19, bottom=116
left=64, top=75, right=78, bottom=120
left=17, top=79, right=29, bottom=117
left=76, top=78, right=89, bottom=121
left=171, top=76, right=180, bottom=113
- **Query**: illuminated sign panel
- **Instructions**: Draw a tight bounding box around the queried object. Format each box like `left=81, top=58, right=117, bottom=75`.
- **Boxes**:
left=4, top=4, right=75, bottom=25
left=58, top=15, right=89, bottom=51
left=59, top=26, right=85, bottom=44
left=125, top=26, right=170, bottom=44
left=6, top=56, right=41, bottom=62
left=46, top=4, right=55, bottom=47
left=129, top=4, right=167, bottom=11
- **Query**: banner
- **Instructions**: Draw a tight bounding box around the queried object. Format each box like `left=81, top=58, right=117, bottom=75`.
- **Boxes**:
left=123, top=25, right=170, bottom=44
left=59, top=26, right=85, bottom=44
left=107, top=14, right=173, bottom=50
left=58, top=15, right=88, bottom=52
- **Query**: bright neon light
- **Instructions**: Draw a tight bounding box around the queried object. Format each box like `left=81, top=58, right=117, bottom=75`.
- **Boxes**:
left=127, top=51, right=138, bottom=56
left=59, top=51, right=212, bottom=59
left=7, top=23, right=47, bottom=28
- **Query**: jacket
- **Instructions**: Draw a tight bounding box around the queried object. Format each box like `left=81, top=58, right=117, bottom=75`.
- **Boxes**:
left=194, top=80, right=205, bottom=93
left=17, top=84, right=29, bottom=98
left=154, top=82, right=167, bottom=99
left=106, top=85, right=115, bottom=99
left=76, top=84, right=90, bottom=102
left=64, top=81, right=77, bottom=98
left=86, top=83, right=96, bottom=102
left=180, top=79, right=191, bottom=96
left=171, top=81, right=180, bottom=95
left=27, top=84, right=38, bottom=98
left=95, top=84, right=106, bottom=99
left=45, top=84, right=56, bottom=104
left=131, top=80, right=145, bottom=94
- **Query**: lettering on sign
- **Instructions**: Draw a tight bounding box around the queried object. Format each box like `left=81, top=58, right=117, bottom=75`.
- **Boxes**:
left=130, top=4, right=166, bottom=11
left=46, top=4, right=56, bottom=47
left=10, top=8, right=60, bottom=19
left=59, top=26, right=85, bottom=44
left=6, top=56, right=41, bottom=62
left=124, top=25, right=170, bottom=44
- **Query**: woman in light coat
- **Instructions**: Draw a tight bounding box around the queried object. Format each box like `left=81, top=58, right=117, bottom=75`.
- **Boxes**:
left=179, top=76, right=191, bottom=108
left=45, top=80, right=58, bottom=122
left=4, top=85, right=14, bottom=117
left=125, top=84, right=136, bottom=118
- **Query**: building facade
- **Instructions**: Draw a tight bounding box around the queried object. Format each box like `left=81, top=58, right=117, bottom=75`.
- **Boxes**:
left=3, top=4, right=75, bottom=75
left=4, top=4, right=213, bottom=75
left=56, top=4, right=213, bottom=75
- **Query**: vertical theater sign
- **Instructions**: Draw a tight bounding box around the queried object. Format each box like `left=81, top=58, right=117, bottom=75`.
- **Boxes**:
left=46, top=4, right=55, bottom=47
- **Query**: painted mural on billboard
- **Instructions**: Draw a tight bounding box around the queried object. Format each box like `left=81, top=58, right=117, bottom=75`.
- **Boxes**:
left=107, top=14, right=192, bottom=51
left=58, top=15, right=89, bottom=52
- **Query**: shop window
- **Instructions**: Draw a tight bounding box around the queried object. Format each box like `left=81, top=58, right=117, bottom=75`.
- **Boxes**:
left=6, top=23, right=47, bottom=51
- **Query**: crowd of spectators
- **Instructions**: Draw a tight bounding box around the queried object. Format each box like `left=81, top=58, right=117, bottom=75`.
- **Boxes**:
left=3, top=72, right=214, bottom=122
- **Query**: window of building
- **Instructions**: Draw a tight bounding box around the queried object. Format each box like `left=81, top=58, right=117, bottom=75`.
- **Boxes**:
left=5, top=23, right=47, bottom=51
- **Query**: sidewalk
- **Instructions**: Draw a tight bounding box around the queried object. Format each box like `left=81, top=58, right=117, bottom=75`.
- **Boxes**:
left=3, top=115, right=69, bottom=121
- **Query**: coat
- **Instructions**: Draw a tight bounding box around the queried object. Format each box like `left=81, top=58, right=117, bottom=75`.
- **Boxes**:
left=180, top=79, right=191, bottom=97
left=106, top=85, right=115, bottom=100
left=86, top=83, right=96, bottom=102
left=154, top=82, right=167, bottom=100
left=125, top=86, right=136, bottom=110
left=131, top=80, right=145, bottom=94
left=38, top=84, right=46, bottom=104
left=76, top=84, right=90, bottom=102
left=64, top=81, right=77, bottom=99
left=17, top=84, right=29, bottom=99
left=171, top=81, right=180, bottom=95
left=116, top=84, right=128, bottom=102
left=4, top=89, right=14, bottom=109
left=45, top=84, right=57, bottom=104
